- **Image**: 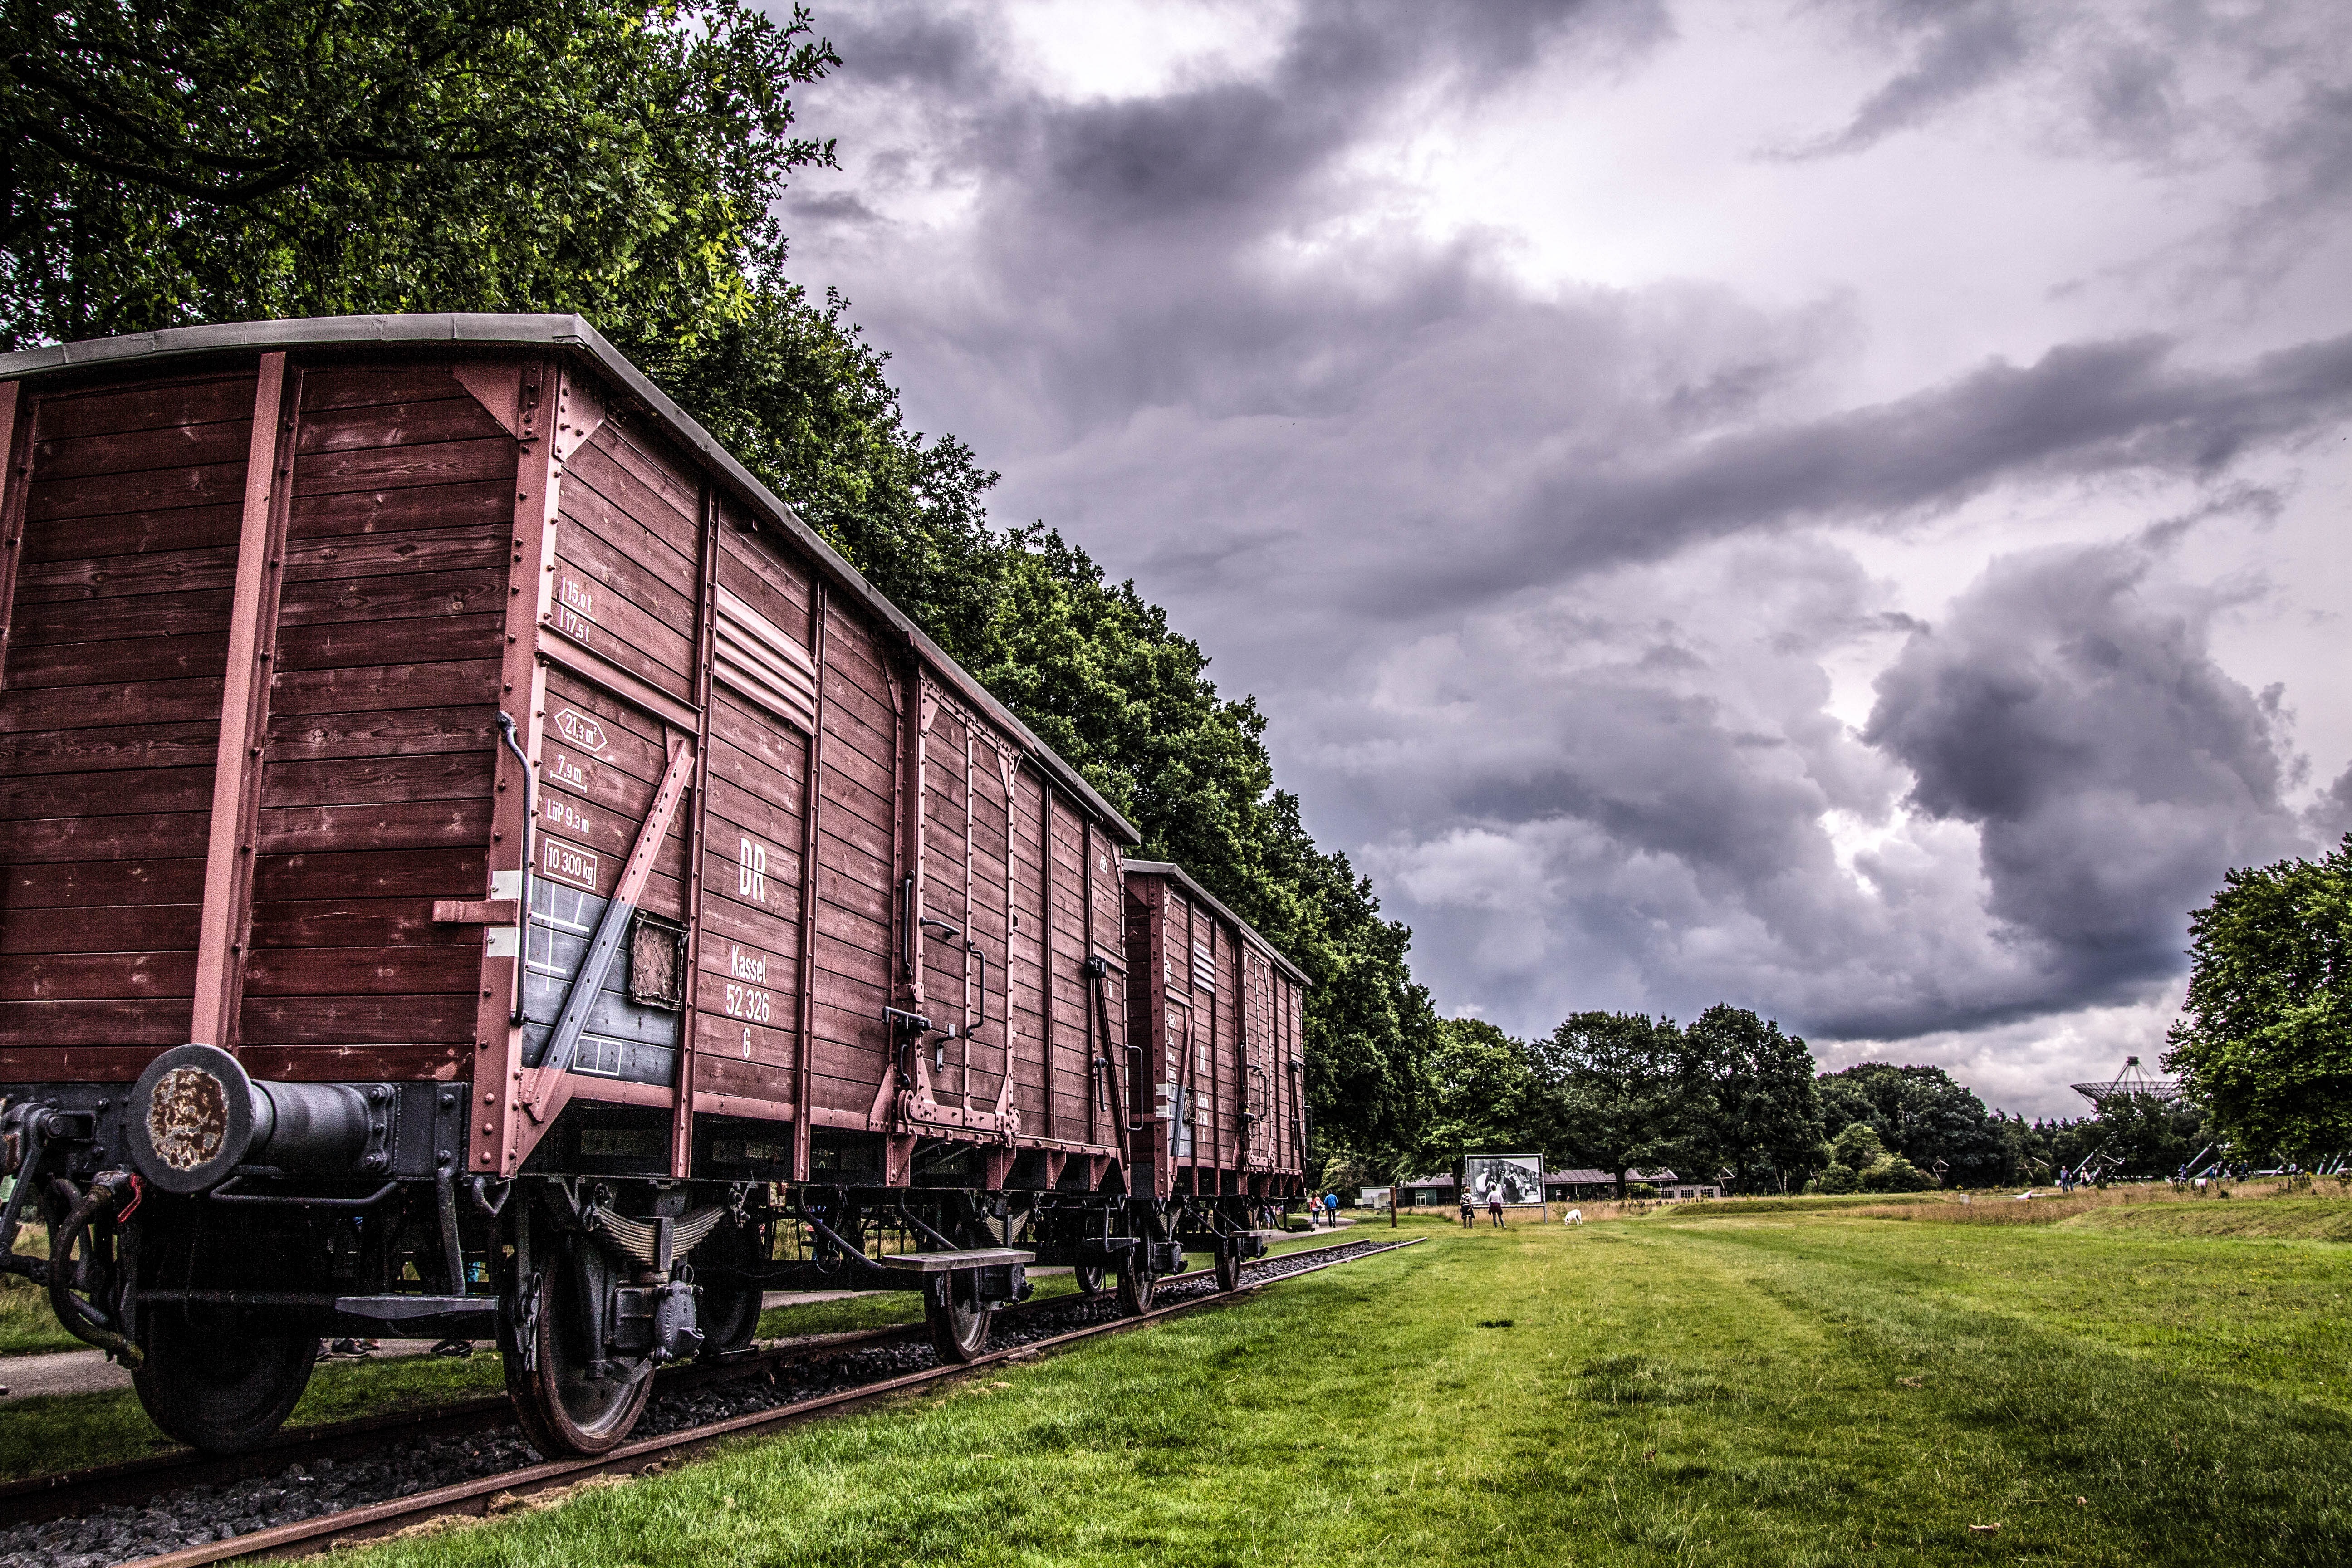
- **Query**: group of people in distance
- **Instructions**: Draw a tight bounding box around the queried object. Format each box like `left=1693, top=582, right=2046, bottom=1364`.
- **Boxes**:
left=1459, top=1192, right=1506, bottom=1228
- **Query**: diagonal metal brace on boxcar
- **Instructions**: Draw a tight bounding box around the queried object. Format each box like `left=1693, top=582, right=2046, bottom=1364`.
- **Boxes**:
left=523, top=737, right=697, bottom=1121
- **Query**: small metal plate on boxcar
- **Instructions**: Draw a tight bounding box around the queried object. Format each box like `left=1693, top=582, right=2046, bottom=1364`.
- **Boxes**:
left=522, top=880, right=682, bottom=1085
left=627, top=911, right=686, bottom=1010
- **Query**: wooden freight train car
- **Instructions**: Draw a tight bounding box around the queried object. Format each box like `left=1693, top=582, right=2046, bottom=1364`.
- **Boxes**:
left=0, top=316, right=1300, bottom=1459
left=1120, top=860, right=1309, bottom=1298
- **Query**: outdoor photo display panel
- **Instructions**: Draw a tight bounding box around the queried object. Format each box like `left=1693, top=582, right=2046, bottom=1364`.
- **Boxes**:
left=1465, top=1153, right=1544, bottom=1205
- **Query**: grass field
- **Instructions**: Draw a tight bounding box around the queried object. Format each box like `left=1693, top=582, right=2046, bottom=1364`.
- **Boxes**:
left=0, top=1276, right=81, bottom=1357
left=0, top=1226, right=78, bottom=1356
left=338, top=1200, right=2352, bottom=1568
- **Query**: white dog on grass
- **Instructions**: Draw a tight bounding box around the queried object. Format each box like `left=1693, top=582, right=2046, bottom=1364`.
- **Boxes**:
left=1563, top=1208, right=1583, bottom=1226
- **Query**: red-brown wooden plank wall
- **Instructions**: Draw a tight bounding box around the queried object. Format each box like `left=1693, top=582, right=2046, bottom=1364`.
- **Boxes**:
left=0, top=371, right=255, bottom=1073
left=239, top=361, right=511, bottom=1079
left=1120, top=867, right=1306, bottom=1187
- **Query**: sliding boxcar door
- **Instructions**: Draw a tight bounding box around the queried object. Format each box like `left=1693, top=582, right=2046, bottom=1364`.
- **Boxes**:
left=693, top=516, right=817, bottom=1121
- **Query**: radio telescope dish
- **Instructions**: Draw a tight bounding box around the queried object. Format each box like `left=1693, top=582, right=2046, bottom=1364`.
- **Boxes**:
left=2070, top=1055, right=2183, bottom=1110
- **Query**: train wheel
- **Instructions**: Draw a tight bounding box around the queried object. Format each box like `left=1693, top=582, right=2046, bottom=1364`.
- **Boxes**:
left=132, top=1311, right=317, bottom=1455
left=1072, top=1261, right=1105, bottom=1298
left=1114, top=1246, right=1155, bottom=1315
left=1215, top=1242, right=1244, bottom=1292
left=501, top=1250, right=656, bottom=1457
left=923, top=1271, right=993, bottom=1362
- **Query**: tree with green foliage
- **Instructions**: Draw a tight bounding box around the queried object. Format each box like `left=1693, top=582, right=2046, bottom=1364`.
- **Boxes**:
left=1675, top=1005, right=1825, bottom=1193
left=641, top=284, right=1015, bottom=662
left=0, top=0, right=1441, bottom=1167
left=2166, top=836, right=2352, bottom=1166
left=1817, top=1063, right=2006, bottom=1186
left=1808, top=1122, right=1934, bottom=1193
left=1412, top=1018, right=1544, bottom=1177
left=1537, top=1013, right=1681, bottom=1197
left=2088, top=1095, right=2207, bottom=1179
left=0, top=0, right=837, bottom=350
left=1810, top=1121, right=1880, bottom=1192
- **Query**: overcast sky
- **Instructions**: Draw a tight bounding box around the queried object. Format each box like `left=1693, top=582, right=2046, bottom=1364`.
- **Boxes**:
left=776, top=0, right=2352, bottom=1117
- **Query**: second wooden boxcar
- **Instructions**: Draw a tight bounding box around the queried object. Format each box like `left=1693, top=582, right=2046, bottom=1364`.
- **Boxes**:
left=1121, top=859, right=1309, bottom=1241
left=0, top=315, right=1301, bottom=1459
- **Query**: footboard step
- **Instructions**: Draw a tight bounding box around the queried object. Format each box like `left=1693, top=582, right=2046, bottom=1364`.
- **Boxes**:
left=876, top=1249, right=1036, bottom=1274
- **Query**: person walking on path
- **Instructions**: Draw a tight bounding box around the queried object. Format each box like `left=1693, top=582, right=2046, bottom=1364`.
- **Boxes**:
left=1324, top=1191, right=1340, bottom=1226
left=1488, top=1193, right=1505, bottom=1227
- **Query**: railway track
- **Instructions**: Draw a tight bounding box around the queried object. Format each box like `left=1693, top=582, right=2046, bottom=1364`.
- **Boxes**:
left=7, top=1234, right=1418, bottom=1568
left=3, top=1312, right=934, bottom=1526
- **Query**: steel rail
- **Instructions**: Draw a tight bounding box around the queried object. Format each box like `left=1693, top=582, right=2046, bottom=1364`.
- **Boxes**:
left=106, top=1236, right=1417, bottom=1568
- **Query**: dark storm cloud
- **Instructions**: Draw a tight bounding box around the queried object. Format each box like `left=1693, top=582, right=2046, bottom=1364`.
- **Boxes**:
left=1357, top=526, right=2318, bottom=1046
left=1865, top=536, right=2306, bottom=1002
left=822, top=0, right=1672, bottom=234
left=1791, top=0, right=2348, bottom=180
left=1346, top=535, right=2027, bottom=1041
left=1033, top=76, right=1354, bottom=229
left=2231, top=78, right=2352, bottom=267
left=1800, top=0, right=2033, bottom=156
left=808, top=1, right=991, bottom=91
left=2079, top=37, right=2181, bottom=150
left=821, top=0, right=1661, bottom=227
left=2312, top=766, right=2352, bottom=843
left=1465, top=330, right=2352, bottom=605
left=2265, top=83, right=2352, bottom=205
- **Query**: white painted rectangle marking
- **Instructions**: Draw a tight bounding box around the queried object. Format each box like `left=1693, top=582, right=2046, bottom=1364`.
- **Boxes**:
left=541, top=837, right=599, bottom=892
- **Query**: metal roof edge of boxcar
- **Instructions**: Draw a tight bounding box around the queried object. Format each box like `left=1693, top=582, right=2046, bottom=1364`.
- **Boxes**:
left=0, top=313, right=1142, bottom=845
left=1118, top=858, right=1311, bottom=988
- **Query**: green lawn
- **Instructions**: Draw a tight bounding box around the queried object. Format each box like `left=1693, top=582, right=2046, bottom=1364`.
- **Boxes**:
left=0, top=1227, right=80, bottom=1355
left=0, top=1276, right=82, bottom=1357
left=345, top=1200, right=2352, bottom=1568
